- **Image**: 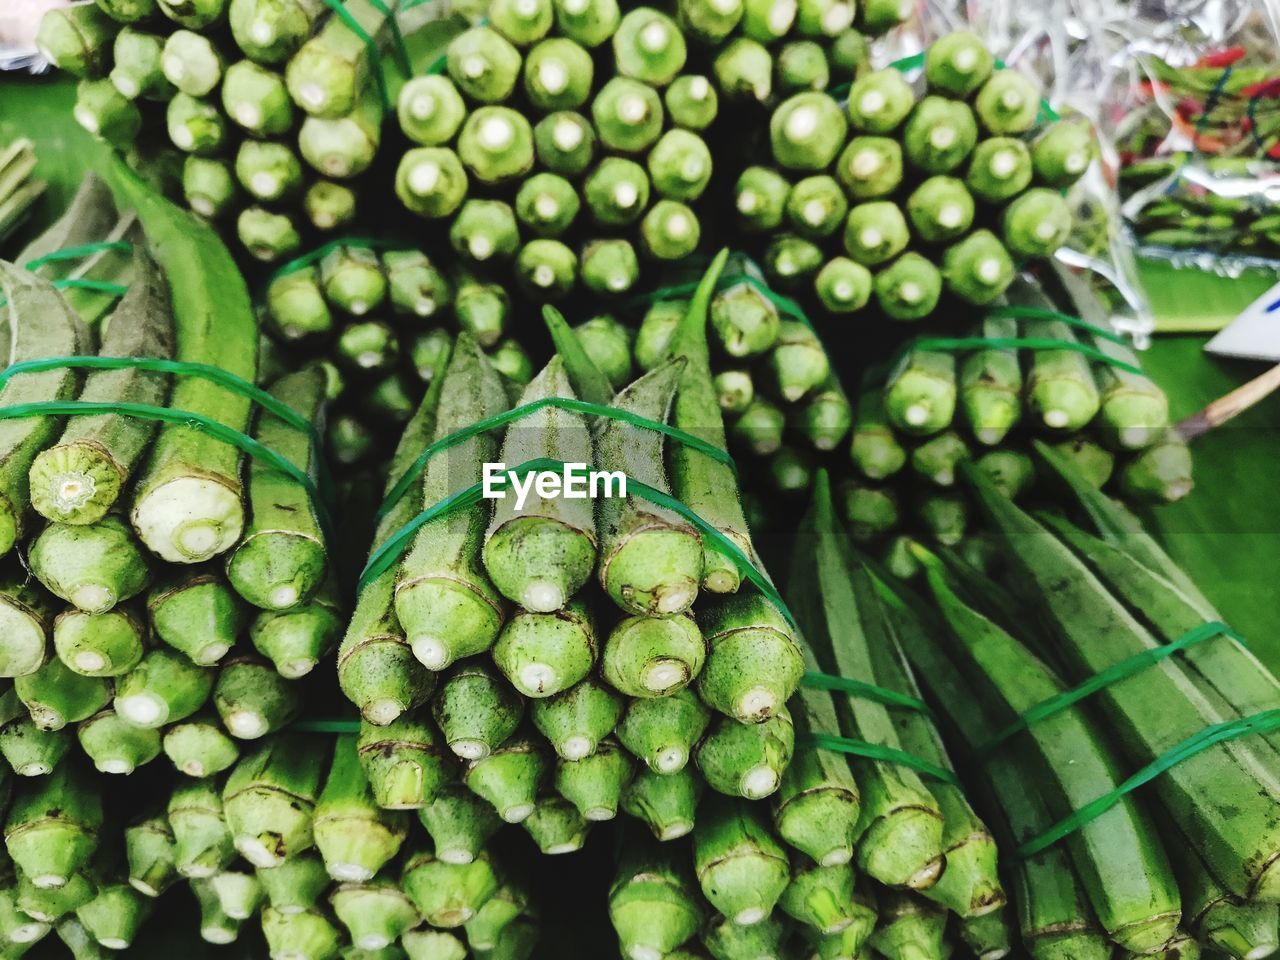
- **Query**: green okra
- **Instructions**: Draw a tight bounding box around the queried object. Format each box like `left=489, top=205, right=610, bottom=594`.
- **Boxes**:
left=168, top=778, right=235, bottom=879
left=190, top=876, right=242, bottom=944
left=483, top=355, right=594, bottom=615
left=403, top=929, right=469, bottom=960
left=731, top=396, right=786, bottom=455
left=775, top=39, right=829, bottom=94
left=458, top=108, right=535, bottom=186
left=0, top=688, right=71, bottom=776
left=919, top=492, right=969, bottom=546
left=648, top=130, right=713, bottom=202
left=249, top=578, right=344, bottom=679
left=490, top=0, right=554, bottom=44
left=5, top=762, right=102, bottom=889
left=182, top=156, right=238, bottom=221
left=462, top=728, right=549, bottom=823
left=622, top=765, right=703, bottom=840
left=884, top=348, right=956, bottom=436
left=610, top=837, right=703, bottom=958
left=912, top=430, right=971, bottom=487
left=850, top=385, right=907, bottom=480
left=212, top=655, right=301, bottom=740
left=109, top=28, right=172, bottom=101
left=418, top=783, right=504, bottom=864
left=396, top=148, right=469, bottom=220
left=603, top=613, right=706, bottom=698
left=641, top=200, right=701, bottom=261
left=524, top=37, right=594, bottom=110
left=960, top=909, right=1015, bottom=960
left=493, top=600, right=597, bottom=699
left=734, top=166, right=790, bottom=233
left=331, top=880, right=420, bottom=953
left=1091, top=338, right=1168, bottom=451
left=397, top=75, right=466, bottom=148
left=715, top=370, right=755, bottom=415
left=517, top=173, right=580, bottom=238
left=36, top=5, right=118, bottom=78
left=553, top=0, right=620, bottom=45
left=666, top=74, right=719, bottom=130
left=74, top=80, right=143, bottom=148
left=786, top=175, right=848, bottom=239
left=837, top=136, right=904, bottom=200
left=616, top=687, right=710, bottom=774
left=162, top=711, right=240, bottom=779
left=711, top=276, right=781, bottom=359
left=1003, top=188, right=1073, bottom=258
left=314, top=735, right=408, bottom=883
left=977, top=449, right=1035, bottom=500
left=715, top=37, right=773, bottom=102
left=260, top=907, right=341, bottom=959
left=432, top=659, right=524, bottom=761
left=0, top=265, right=92, bottom=558
left=164, top=93, right=224, bottom=155
left=693, top=795, right=790, bottom=925
left=698, top=593, right=803, bottom=723
left=595, top=360, right=704, bottom=618
left=266, top=269, right=329, bottom=341
left=966, top=137, right=1034, bottom=203
left=401, top=846, right=500, bottom=928
left=766, top=320, right=830, bottom=402
left=124, top=807, right=178, bottom=898
left=357, top=711, right=452, bottom=810
left=868, top=891, right=947, bottom=960
left=394, top=337, right=508, bottom=672
left=701, top=911, right=791, bottom=958
left=1118, top=432, right=1193, bottom=503
left=533, top=111, right=597, bottom=177
left=226, top=369, right=328, bottom=612
left=222, top=734, right=328, bottom=868
left=255, top=851, right=328, bottom=915
left=0, top=573, right=56, bottom=679
left=148, top=568, right=248, bottom=667
left=516, top=239, right=578, bottom=300
left=222, top=60, right=295, bottom=137
left=696, top=707, right=795, bottom=800
left=228, top=0, right=326, bottom=65
left=925, top=31, right=994, bottom=97
left=960, top=316, right=1022, bottom=445
left=635, top=300, right=684, bottom=372
left=593, top=78, right=665, bottom=155
left=234, top=140, right=304, bottom=204
left=572, top=316, right=633, bottom=391
left=1033, top=120, right=1095, bottom=188
left=903, top=96, right=978, bottom=175
left=795, top=0, right=854, bottom=35
left=454, top=269, right=511, bottom=347
left=285, top=0, right=395, bottom=117
left=874, top=253, right=943, bottom=322
left=29, top=517, right=150, bottom=615
left=815, top=256, right=873, bottom=314
left=779, top=857, right=860, bottom=935
left=579, top=236, right=641, bottom=294
left=77, top=707, right=161, bottom=774
left=585, top=158, right=651, bottom=228
left=771, top=92, right=848, bottom=171
left=841, top=481, right=899, bottom=542
left=297, top=82, right=383, bottom=180
left=16, top=656, right=112, bottom=732
left=843, top=200, right=909, bottom=267
left=531, top=676, right=624, bottom=760
left=236, top=207, right=302, bottom=263
left=554, top=736, right=634, bottom=821
left=1025, top=320, right=1102, bottom=432
left=161, top=30, right=223, bottom=98
left=613, top=7, right=686, bottom=84
left=848, top=68, right=915, bottom=133
left=464, top=880, right=528, bottom=950
left=907, top=176, right=975, bottom=243
left=794, top=473, right=946, bottom=890
left=22, top=871, right=96, bottom=926
left=975, top=70, right=1042, bottom=135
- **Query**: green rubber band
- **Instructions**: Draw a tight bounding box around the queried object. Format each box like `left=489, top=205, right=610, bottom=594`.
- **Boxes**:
left=1016, top=706, right=1280, bottom=859
left=0, top=356, right=324, bottom=457
left=292, top=718, right=362, bottom=733
left=898, top=336, right=1145, bottom=376
left=317, top=0, right=395, bottom=110
left=986, top=305, right=1128, bottom=345
left=53, top=279, right=130, bottom=296
left=628, top=266, right=812, bottom=328
left=0, top=399, right=335, bottom=545
left=368, top=0, right=412, bottom=77
left=24, top=241, right=133, bottom=270
left=974, top=620, right=1244, bottom=762
left=358, top=455, right=795, bottom=626
left=801, top=671, right=934, bottom=717
left=800, top=732, right=961, bottom=785
left=266, top=234, right=397, bottom=283
left=373, top=395, right=737, bottom=526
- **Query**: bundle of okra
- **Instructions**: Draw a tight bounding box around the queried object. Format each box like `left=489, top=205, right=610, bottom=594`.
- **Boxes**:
left=0, top=139, right=46, bottom=252
left=0, top=730, right=540, bottom=958
left=858, top=443, right=1280, bottom=960
left=262, top=241, right=535, bottom=471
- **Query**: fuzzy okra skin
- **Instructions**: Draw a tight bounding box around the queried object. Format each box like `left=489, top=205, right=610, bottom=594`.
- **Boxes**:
left=222, top=734, right=328, bottom=868
left=148, top=567, right=249, bottom=666
left=0, top=688, right=71, bottom=776
left=693, top=795, right=791, bottom=926
left=698, top=593, right=803, bottom=723
left=959, top=316, right=1022, bottom=446
left=610, top=837, right=704, bottom=960
left=16, top=655, right=112, bottom=732
left=916, top=547, right=1182, bottom=951
left=5, top=761, right=103, bottom=889
left=77, top=706, right=162, bottom=774
left=338, top=345, right=451, bottom=725
left=225, top=368, right=329, bottom=611
left=213, top=655, right=301, bottom=739
left=314, top=734, right=408, bottom=883
left=523, top=793, right=589, bottom=854
left=696, top=705, right=795, bottom=801
left=622, top=765, right=703, bottom=840
left=616, top=686, right=710, bottom=774
left=401, top=845, right=500, bottom=928
left=285, top=0, right=395, bottom=118
left=463, top=728, right=549, bottom=824
left=332, top=878, right=421, bottom=952
left=0, top=263, right=92, bottom=558
left=603, top=612, right=706, bottom=698
left=163, top=711, right=240, bottom=779
left=124, top=808, right=179, bottom=898
left=432, top=659, right=524, bottom=761
left=971, top=467, right=1280, bottom=901
left=114, top=166, right=257, bottom=565
left=168, top=777, right=235, bottom=880
left=796, top=472, right=946, bottom=890
left=1025, top=320, right=1101, bottom=433
left=482, top=356, right=595, bottom=614
left=884, top=347, right=956, bottom=437
left=0, top=573, right=57, bottom=678
left=530, top=675, right=623, bottom=760
left=419, top=782, right=504, bottom=864
left=850, top=385, right=907, bottom=481
left=249, top=574, right=343, bottom=678
left=357, top=710, right=453, bottom=811
left=113, top=647, right=214, bottom=729
left=29, top=516, right=152, bottom=615
left=595, top=360, right=704, bottom=618
left=29, top=249, right=173, bottom=526
left=493, top=598, right=598, bottom=698
left=394, top=337, right=508, bottom=673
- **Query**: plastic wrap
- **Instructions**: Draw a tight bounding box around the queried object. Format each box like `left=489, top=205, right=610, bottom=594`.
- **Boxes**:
left=0, top=0, right=59, bottom=72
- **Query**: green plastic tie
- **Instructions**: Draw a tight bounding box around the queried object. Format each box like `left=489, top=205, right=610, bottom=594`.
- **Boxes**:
left=627, top=265, right=813, bottom=328
left=1017, top=706, right=1280, bottom=858
left=374, top=395, right=737, bottom=526
left=358, top=456, right=795, bottom=627
left=986, top=304, right=1128, bottom=345
left=801, top=671, right=934, bottom=717
left=801, top=732, right=961, bottom=785
left=266, top=234, right=399, bottom=282
left=316, top=0, right=397, bottom=109
left=974, top=620, right=1244, bottom=762
left=0, top=399, right=334, bottom=544
left=24, top=241, right=133, bottom=270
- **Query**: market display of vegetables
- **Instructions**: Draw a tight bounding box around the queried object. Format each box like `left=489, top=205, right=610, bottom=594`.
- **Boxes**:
left=1115, top=17, right=1280, bottom=258
left=7, top=0, right=1280, bottom=956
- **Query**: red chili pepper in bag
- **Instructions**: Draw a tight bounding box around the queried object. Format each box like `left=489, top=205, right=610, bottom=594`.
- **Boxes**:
left=1197, top=47, right=1246, bottom=68
left=1269, top=141, right=1280, bottom=160
left=1242, top=78, right=1280, bottom=99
